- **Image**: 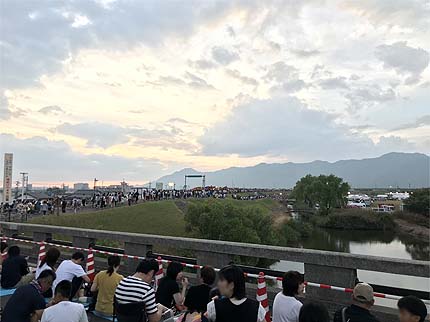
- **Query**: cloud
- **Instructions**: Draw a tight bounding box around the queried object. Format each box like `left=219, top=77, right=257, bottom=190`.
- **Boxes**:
left=158, top=73, right=215, bottom=90
left=38, top=105, right=65, bottom=114
left=226, top=69, right=258, bottom=86
left=264, top=62, right=308, bottom=93
left=319, top=77, right=350, bottom=90
left=211, top=46, right=239, bottom=65
left=0, top=91, right=11, bottom=119
left=184, top=72, right=215, bottom=89
left=345, top=85, right=396, bottom=110
left=188, top=59, right=217, bottom=70
left=291, top=49, right=320, bottom=57
left=375, top=41, right=430, bottom=84
left=392, top=115, right=430, bottom=131
left=0, top=133, right=169, bottom=182
left=198, top=97, right=416, bottom=160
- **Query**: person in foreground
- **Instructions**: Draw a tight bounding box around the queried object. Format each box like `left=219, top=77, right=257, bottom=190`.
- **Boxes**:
left=41, top=280, right=88, bottom=322
left=299, top=301, right=330, bottom=322
left=333, top=282, right=379, bottom=322
left=398, top=295, right=428, bottom=322
left=53, top=251, right=90, bottom=299
left=36, top=247, right=61, bottom=298
left=206, top=265, right=267, bottom=322
left=90, top=255, right=124, bottom=317
left=2, top=269, right=56, bottom=322
left=114, top=259, right=168, bottom=322
left=156, top=261, right=189, bottom=309
left=1, top=245, right=31, bottom=288
left=273, top=270, right=304, bottom=322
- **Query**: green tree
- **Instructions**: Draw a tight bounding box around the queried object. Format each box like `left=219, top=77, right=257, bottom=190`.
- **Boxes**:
left=291, top=174, right=350, bottom=215
left=404, top=189, right=430, bottom=216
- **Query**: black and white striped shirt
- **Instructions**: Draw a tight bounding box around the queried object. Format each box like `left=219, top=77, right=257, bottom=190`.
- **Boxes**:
left=114, top=276, right=158, bottom=315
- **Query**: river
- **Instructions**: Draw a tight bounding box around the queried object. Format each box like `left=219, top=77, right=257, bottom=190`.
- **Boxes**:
left=270, top=226, right=430, bottom=308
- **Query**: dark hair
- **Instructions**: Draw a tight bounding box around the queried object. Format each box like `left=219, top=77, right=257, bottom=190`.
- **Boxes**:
left=1, top=241, right=8, bottom=253
left=166, top=261, right=183, bottom=280
left=201, top=266, right=216, bottom=285
left=299, top=301, right=330, bottom=322
left=398, top=296, right=427, bottom=322
left=218, top=265, right=246, bottom=299
left=71, top=251, right=85, bottom=261
left=55, top=280, right=72, bottom=298
left=107, top=255, right=121, bottom=276
left=39, top=247, right=60, bottom=269
left=38, top=269, right=56, bottom=281
left=282, top=271, right=304, bottom=296
left=7, top=245, right=20, bottom=257
left=135, top=259, right=159, bottom=274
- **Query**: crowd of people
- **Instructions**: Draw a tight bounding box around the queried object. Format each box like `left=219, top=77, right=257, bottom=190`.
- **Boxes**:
left=0, top=241, right=428, bottom=322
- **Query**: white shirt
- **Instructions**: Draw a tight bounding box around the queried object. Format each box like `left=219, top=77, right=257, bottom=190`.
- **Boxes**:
left=207, top=298, right=267, bottom=322
left=272, top=292, right=303, bottom=322
left=41, top=301, right=88, bottom=322
left=36, top=262, right=52, bottom=279
left=53, top=260, right=86, bottom=290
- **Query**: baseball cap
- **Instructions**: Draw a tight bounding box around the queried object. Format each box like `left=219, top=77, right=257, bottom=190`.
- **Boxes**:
left=353, top=283, right=374, bottom=303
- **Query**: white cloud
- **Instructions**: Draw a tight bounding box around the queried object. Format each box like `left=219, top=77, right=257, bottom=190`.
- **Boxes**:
left=375, top=41, right=430, bottom=84
left=211, top=46, right=240, bottom=65
left=38, top=105, right=65, bottom=114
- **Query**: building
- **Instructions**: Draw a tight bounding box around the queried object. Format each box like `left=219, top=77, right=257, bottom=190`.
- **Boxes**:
left=73, top=182, right=89, bottom=190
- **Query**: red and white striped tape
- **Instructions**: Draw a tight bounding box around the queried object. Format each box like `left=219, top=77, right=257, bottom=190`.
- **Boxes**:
left=257, top=272, right=271, bottom=322
left=2, top=236, right=428, bottom=304
left=1, top=236, right=7, bottom=261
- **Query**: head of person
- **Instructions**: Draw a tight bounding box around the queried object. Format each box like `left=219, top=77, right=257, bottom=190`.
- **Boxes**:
left=7, top=245, right=20, bottom=257
left=54, top=280, right=72, bottom=301
left=282, top=271, right=305, bottom=297
left=135, top=259, right=159, bottom=283
left=398, top=296, right=428, bottom=322
left=39, top=247, right=61, bottom=268
left=1, top=241, right=8, bottom=253
left=352, top=283, right=375, bottom=309
left=299, top=301, right=330, bottom=322
left=71, top=251, right=85, bottom=264
left=37, top=269, right=56, bottom=293
left=217, top=265, right=246, bottom=300
left=200, top=266, right=216, bottom=286
left=107, top=255, right=121, bottom=276
left=166, top=261, right=184, bottom=281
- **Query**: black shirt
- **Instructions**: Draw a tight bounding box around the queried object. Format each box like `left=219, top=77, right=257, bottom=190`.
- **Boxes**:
left=333, top=304, right=380, bottom=322
left=155, top=276, right=180, bottom=308
left=214, top=297, right=259, bottom=322
left=184, top=284, right=211, bottom=312
left=1, top=255, right=29, bottom=288
left=2, top=283, right=46, bottom=322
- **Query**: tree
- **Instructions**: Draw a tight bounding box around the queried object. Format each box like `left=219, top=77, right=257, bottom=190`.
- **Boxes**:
left=291, top=174, right=350, bottom=215
left=404, top=189, right=430, bottom=217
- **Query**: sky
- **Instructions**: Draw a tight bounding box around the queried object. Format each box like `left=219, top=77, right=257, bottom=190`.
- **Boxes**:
left=0, top=0, right=429, bottom=186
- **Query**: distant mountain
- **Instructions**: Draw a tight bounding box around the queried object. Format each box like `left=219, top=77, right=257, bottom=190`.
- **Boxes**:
left=156, top=153, right=430, bottom=188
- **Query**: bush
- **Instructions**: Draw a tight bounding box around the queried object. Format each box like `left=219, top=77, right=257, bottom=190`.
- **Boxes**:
left=318, top=209, right=396, bottom=231
left=394, top=211, right=430, bottom=228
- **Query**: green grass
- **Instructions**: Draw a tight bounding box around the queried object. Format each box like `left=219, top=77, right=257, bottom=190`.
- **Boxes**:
left=187, top=197, right=278, bottom=215
left=30, top=200, right=186, bottom=237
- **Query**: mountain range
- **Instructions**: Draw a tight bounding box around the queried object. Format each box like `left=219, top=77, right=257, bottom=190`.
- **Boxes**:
left=156, top=152, right=430, bottom=189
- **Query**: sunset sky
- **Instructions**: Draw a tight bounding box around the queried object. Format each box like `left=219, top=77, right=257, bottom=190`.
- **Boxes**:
left=1, top=0, right=429, bottom=186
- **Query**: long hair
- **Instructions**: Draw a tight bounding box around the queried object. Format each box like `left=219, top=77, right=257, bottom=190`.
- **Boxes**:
left=107, top=255, right=121, bottom=276
left=39, top=247, right=61, bottom=269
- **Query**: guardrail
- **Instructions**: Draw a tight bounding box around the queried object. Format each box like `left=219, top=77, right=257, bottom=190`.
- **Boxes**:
left=1, top=221, right=429, bottom=322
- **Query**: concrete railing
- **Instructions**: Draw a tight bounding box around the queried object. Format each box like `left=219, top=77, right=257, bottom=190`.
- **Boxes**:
left=1, top=221, right=429, bottom=322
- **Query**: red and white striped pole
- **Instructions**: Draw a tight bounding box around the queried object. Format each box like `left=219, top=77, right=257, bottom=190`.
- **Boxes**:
left=86, top=248, right=95, bottom=282
left=154, top=256, right=164, bottom=291
left=257, top=272, right=271, bottom=322
left=37, top=242, right=46, bottom=266
left=1, top=237, right=8, bottom=261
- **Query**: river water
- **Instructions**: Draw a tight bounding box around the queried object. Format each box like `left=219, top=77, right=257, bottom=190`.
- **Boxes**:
left=270, top=226, right=430, bottom=307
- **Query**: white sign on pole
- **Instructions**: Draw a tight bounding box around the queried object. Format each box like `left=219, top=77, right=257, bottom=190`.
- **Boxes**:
left=3, top=153, right=13, bottom=203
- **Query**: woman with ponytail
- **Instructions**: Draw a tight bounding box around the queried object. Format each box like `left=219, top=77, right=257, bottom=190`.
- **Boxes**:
left=91, top=255, right=123, bottom=317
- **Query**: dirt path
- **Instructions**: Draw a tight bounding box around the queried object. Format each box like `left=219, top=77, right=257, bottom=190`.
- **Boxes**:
left=395, top=218, right=430, bottom=242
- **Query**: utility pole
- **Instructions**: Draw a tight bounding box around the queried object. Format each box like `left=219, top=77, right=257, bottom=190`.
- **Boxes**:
left=20, top=172, right=28, bottom=202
